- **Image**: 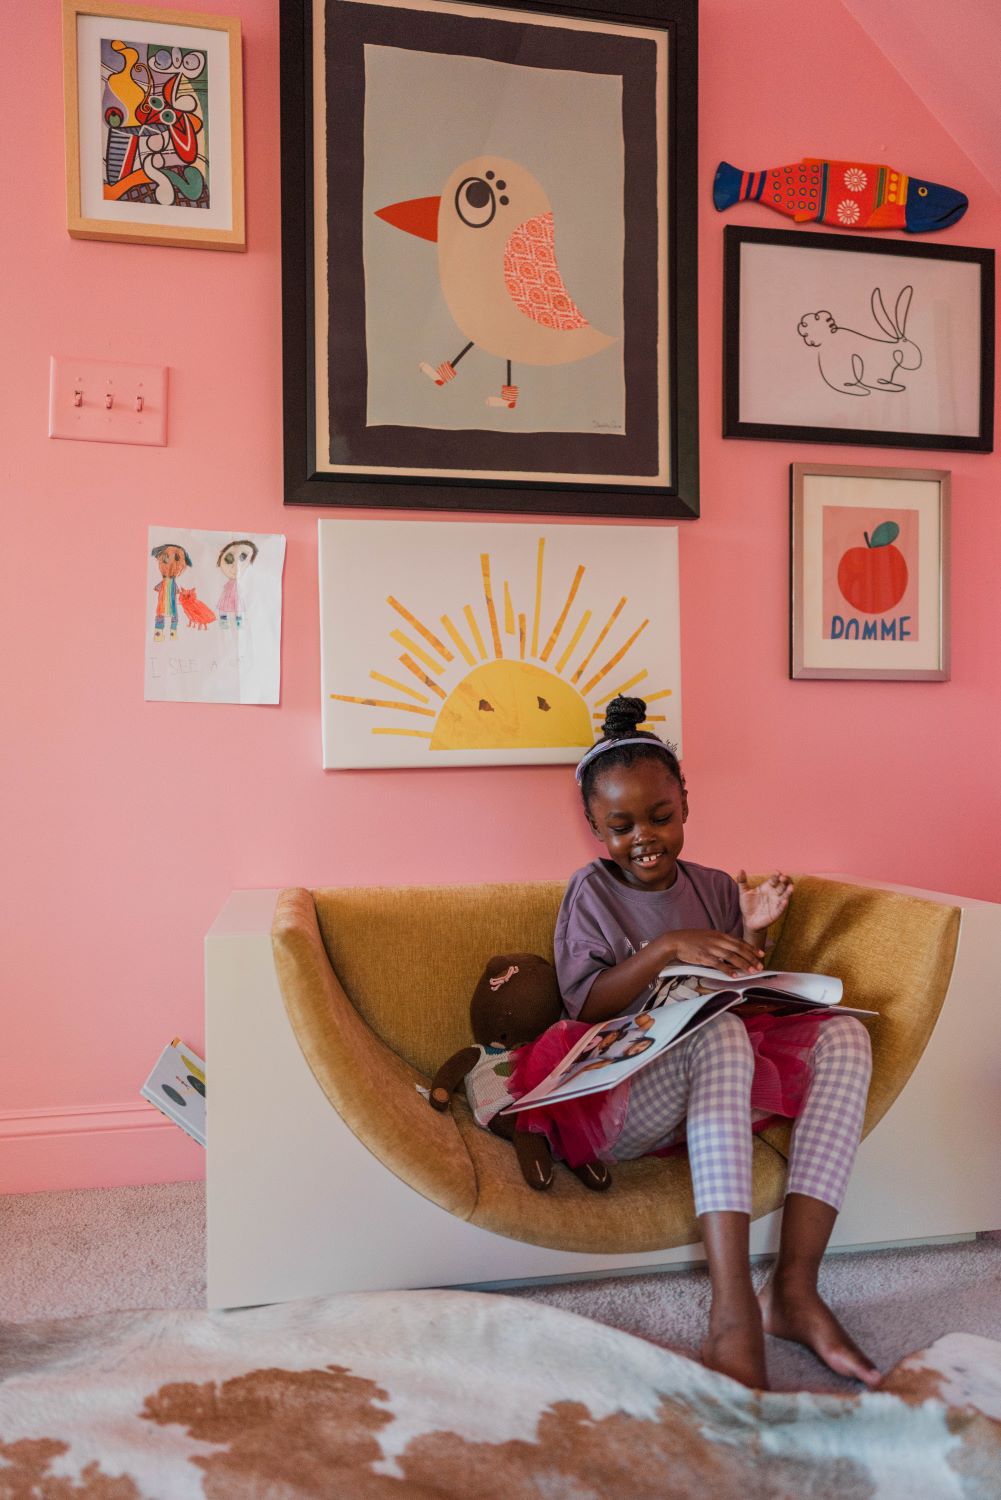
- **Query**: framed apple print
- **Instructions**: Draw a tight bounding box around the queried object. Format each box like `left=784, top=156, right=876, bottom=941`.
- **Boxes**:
left=790, top=462, right=950, bottom=681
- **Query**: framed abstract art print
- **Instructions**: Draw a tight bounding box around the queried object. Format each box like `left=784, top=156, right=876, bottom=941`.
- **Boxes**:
left=63, top=0, right=245, bottom=251
left=790, top=462, right=950, bottom=681
left=280, top=0, right=700, bottom=516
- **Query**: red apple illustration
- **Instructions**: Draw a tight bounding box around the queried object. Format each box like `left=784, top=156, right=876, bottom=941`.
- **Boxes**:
left=837, top=521, right=908, bottom=614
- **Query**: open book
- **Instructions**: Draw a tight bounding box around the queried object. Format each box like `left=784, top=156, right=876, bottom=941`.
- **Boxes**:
left=501, top=965, right=874, bottom=1115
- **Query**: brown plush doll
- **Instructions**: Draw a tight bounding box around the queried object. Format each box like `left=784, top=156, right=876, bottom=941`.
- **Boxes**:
left=428, top=953, right=611, bottom=1193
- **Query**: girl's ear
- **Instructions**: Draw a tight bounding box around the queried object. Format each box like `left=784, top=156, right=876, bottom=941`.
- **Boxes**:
left=681, top=787, right=689, bottom=822
left=586, top=812, right=602, bottom=841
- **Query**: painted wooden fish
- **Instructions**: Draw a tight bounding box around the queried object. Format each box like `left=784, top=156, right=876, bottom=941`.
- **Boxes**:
left=714, top=158, right=967, bottom=232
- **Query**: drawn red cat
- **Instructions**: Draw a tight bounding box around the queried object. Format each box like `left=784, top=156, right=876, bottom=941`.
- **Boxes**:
left=179, top=587, right=217, bottom=629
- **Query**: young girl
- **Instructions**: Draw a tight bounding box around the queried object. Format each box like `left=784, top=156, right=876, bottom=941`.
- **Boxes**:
left=555, top=695, right=878, bottom=1391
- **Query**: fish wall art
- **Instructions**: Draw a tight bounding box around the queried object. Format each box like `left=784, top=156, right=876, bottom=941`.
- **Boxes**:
left=714, top=157, right=967, bottom=233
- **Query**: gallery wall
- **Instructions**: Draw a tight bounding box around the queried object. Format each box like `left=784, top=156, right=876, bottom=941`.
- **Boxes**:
left=3, top=0, right=999, bottom=1191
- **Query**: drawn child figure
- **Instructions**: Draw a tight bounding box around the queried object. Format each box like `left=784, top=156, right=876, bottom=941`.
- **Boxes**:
left=216, top=538, right=258, bottom=629
left=556, top=694, right=878, bottom=1392
left=151, top=543, right=192, bottom=641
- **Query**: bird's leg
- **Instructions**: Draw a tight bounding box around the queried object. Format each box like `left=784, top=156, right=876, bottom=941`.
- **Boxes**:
left=486, top=359, right=519, bottom=409
left=419, top=341, right=473, bottom=387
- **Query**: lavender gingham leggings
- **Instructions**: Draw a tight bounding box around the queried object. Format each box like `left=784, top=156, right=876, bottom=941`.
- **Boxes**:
left=610, top=1011, right=872, bottom=1215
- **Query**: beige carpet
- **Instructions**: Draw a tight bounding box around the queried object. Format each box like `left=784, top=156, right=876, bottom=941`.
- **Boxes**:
left=2, top=1290, right=1001, bottom=1498
left=4, top=1183, right=1001, bottom=1395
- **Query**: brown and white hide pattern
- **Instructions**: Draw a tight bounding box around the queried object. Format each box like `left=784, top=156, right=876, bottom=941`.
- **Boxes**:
left=1, top=1292, right=999, bottom=1499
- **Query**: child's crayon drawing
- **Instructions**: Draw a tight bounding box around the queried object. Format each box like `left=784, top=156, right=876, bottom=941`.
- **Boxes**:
left=145, top=527, right=286, bottom=705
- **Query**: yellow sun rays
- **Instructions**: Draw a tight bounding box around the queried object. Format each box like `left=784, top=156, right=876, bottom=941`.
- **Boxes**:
left=330, top=538, right=675, bottom=751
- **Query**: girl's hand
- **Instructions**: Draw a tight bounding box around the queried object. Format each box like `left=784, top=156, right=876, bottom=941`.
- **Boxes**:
left=662, top=929, right=765, bottom=975
left=737, top=870, right=793, bottom=934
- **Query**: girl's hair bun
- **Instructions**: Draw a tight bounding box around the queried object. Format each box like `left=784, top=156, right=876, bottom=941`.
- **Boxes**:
left=600, top=695, right=647, bottom=738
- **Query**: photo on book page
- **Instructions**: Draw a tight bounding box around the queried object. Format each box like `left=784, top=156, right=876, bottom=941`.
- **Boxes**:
left=502, top=969, right=875, bottom=1114
left=502, top=990, right=740, bottom=1114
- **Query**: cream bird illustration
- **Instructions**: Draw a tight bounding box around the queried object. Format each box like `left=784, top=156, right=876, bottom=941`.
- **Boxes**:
left=375, top=157, right=616, bottom=409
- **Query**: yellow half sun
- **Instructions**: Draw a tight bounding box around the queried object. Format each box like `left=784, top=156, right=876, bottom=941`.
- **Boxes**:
left=329, top=537, right=673, bottom=754
left=431, top=659, right=591, bottom=750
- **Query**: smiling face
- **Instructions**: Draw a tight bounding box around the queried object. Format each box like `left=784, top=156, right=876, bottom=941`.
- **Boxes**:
left=586, top=755, right=688, bottom=891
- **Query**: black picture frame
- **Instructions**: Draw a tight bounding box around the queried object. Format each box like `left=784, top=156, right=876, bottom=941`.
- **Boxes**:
left=723, top=225, right=994, bottom=453
left=280, top=0, right=700, bottom=516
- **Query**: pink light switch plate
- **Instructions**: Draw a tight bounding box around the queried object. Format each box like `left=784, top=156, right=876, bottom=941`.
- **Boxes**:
left=49, top=356, right=167, bottom=446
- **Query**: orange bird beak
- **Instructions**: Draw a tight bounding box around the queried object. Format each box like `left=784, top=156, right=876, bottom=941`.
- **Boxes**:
left=374, top=194, right=441, bottom=242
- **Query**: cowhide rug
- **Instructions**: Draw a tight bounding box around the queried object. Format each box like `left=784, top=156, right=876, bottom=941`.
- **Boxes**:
left=1, top=1290, right=999, bottom=1498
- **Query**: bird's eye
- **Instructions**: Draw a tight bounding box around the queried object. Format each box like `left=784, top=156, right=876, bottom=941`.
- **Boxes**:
left=478, top=699, right=494, bottom=712
left=537, top=697, right=550, bottom=712
left=455, top=177, right=496, bottom=229
left=918, top=186, right=928, bottom=197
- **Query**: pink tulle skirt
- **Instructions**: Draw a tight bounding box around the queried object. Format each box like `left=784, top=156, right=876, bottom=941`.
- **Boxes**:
left=508, top=1009, right=834, bottom=1168
left=508, top=1019, right=632, bottom=1168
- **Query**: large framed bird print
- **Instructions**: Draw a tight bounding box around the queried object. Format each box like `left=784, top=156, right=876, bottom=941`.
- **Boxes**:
left=280, top=0, right=700, bottom=517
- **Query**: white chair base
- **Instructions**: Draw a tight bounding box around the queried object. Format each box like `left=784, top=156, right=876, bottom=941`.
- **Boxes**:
left=206, top=880, right=1001, bottom=1311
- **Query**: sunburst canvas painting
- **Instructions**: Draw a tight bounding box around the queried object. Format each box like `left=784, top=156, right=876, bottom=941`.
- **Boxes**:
left=319, top=520, right=681, bottom=768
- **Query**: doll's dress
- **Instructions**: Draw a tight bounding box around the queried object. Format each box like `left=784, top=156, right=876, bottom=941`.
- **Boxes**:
left=509, top=1020, right=632, bottom=1167
left=509, top=1010, right=833, bottom=1168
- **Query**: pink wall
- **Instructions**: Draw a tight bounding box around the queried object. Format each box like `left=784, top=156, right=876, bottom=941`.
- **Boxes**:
left=3, top=0, right=999, bottom=1191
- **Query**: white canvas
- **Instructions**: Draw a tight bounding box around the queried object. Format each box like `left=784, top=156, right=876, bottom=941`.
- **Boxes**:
left=319, top=519, right=681, bottom=768
left=144, top=527, right=286, bottom=705
left=738, top=241, right=982, bottom=437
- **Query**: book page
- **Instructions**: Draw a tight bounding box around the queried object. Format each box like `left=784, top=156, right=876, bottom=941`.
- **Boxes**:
left=502, top=993, right=737, bottom=1113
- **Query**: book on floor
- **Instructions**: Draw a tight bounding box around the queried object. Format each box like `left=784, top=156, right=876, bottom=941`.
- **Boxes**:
left=140, top=1038, right=206, bottom=1146
left=500, top=966, right=875, bottom=1115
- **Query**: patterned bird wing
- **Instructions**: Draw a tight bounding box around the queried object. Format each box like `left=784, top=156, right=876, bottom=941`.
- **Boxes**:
left=503, top=212, right=589, bottom=331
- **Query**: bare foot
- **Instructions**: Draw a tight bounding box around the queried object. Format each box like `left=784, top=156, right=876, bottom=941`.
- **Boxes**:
left=759, top=1277, right=880, bottom=1387
left=701, top=1294, right=767, bottom=1390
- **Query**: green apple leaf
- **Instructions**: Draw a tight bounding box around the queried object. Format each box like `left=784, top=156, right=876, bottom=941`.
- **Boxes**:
left=868, top=522, right=900, bottom=549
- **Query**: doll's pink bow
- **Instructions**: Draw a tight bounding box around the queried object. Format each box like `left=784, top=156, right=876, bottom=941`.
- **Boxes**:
left=488, top=964, right=520, bottom=991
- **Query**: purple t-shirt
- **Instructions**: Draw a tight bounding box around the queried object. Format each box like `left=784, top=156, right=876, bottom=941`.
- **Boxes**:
left=555, top=859, right=742, bottom=1019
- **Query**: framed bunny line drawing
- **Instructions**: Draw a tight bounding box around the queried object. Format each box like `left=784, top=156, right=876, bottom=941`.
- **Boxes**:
left=279, top=0, right=700, bottom=517
left=723, top=226, right=994, bottom=452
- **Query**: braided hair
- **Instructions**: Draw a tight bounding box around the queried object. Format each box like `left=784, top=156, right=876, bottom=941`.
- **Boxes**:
left=578, top=695, right=684, bottom=810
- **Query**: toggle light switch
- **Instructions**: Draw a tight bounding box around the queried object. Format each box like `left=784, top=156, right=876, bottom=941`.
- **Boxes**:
left=49, top=356, right=168, bottom=446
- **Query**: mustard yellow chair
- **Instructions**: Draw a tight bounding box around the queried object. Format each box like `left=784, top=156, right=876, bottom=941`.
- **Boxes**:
left=269, top=876, right=959, bottom=1258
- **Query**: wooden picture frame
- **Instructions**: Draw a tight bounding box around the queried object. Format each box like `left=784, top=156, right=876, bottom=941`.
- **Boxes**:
left=280, top=0, right=700, bottom=516
left=724, top=226, right=993, bottom=452
left=790, top=461, right=950, bottom=681
left=63, top=0, right=245, bottom=251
